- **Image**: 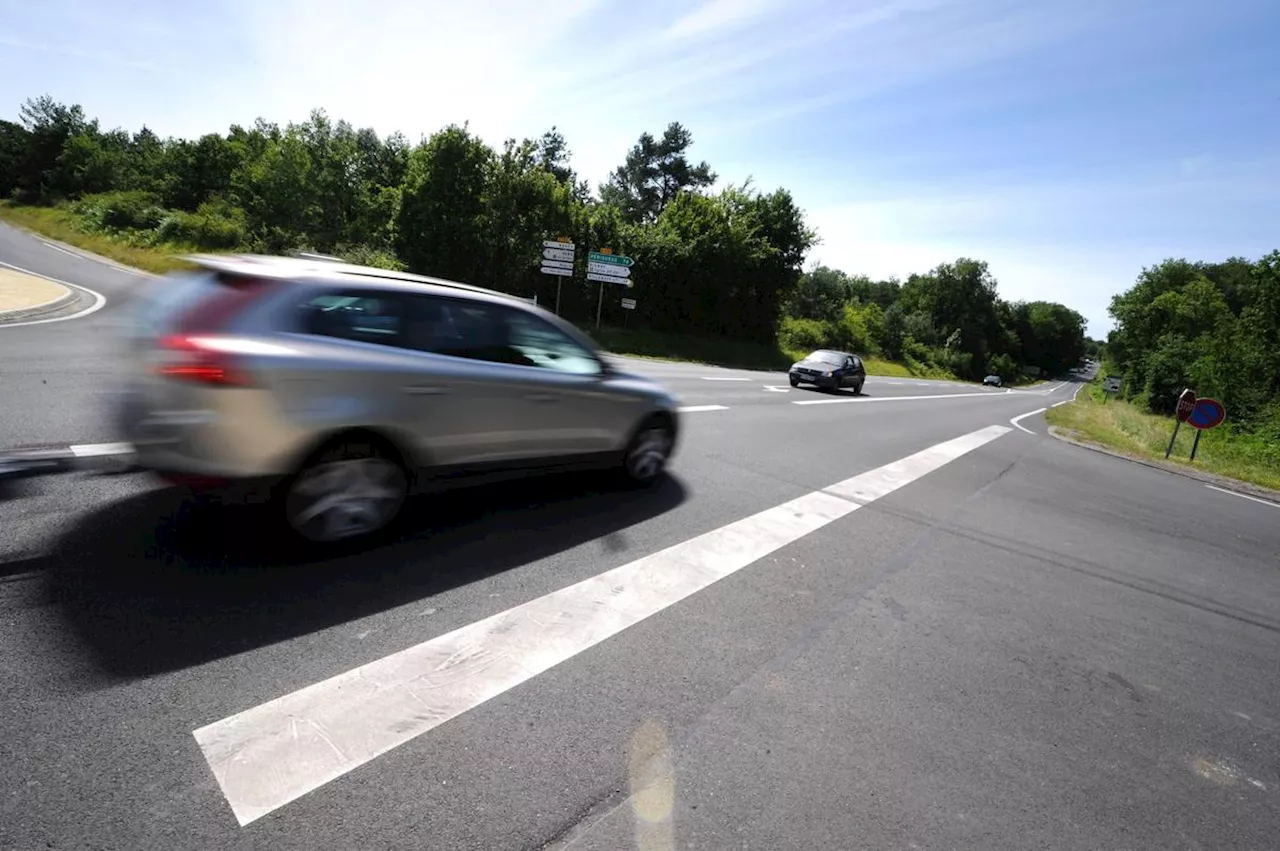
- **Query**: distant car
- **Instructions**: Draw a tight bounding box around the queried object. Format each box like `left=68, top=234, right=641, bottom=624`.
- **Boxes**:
left=789, top=349, right=866, bottom=394
left=115, top=254, right=681, bottom=543
left=983, top=374, right=1003, bottom=387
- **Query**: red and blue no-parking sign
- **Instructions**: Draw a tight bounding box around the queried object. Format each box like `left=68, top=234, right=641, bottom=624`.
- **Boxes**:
left=1187, top=398, right=1226, bottom=430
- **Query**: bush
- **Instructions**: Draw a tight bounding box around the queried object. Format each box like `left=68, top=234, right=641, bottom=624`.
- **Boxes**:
left=154, top=197, right=247, bottom=249
left=334, top=243, right=407, bottom=271
left=72, top=190, right=165, bottom=232
left=778, top=316, right=831, bottom=353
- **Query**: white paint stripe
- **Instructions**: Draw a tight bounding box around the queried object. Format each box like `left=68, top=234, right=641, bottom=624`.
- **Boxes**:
left=1205, top=485, right=1280, bottom=508
left=0, top=260, right=106, bottom=327
left=677, top=404, right=728, bottom=413
left=1051, top=400, right=1070, bottom=408
left=1010, top=407, right=1048, bottom=434
left=794, top=390, right=997, bottom=406
left=698, top=376, right=751, bottom=381
left=194, top=424, right=1013, bottom=826
left=69, top=442, right=134, bottom=458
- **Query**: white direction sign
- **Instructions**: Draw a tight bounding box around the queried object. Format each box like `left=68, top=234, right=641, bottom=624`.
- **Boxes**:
left=620, top=297, right=636, bottom=310
left=543, top=239, right=575, bottom=250
left=587, top=272, right=632, bottom=285
left=588, top=262, right=630, bottom=278
left=541, top=263, right=573, bottom=277
left=543, top=248, right=575, bottom=262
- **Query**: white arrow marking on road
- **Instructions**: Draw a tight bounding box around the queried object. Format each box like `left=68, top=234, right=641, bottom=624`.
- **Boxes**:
left=193, top=425, right=1013, bottom=826
left=763, top=385, right=790, bottom=392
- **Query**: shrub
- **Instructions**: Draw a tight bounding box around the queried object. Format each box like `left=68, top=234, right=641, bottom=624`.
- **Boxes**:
left=154, top=197, right=247, bottom=249
left=72, top=190, right=165, bottom=232
left=778, top=316, right=831, bottom=353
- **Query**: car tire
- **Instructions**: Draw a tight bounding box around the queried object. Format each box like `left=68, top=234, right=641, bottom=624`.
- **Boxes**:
left=283, top=436, right=408, bottom=543
left=619, top=416, right=674, bottom=486
left=854, top=380, right=864, bottom=395
left=789, top=375, right=799, bottom=387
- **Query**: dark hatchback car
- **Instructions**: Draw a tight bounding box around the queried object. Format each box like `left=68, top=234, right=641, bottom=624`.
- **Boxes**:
left=789, top=349, right=866, bottom=394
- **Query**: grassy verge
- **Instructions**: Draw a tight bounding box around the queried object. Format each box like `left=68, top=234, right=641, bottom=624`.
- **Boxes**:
left=592, top=326, right=958, bottom=379
left=0, top=202, right=193, bottom=275
left=1046, top=380, right=1280, bottom=491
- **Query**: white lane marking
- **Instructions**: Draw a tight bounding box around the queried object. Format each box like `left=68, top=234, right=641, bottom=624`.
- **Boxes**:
left=194, top=424, right=1013, bottom=826
left=794, top=390, right=997, bottom=406
left=33, top=234, right=153, bottom=276
left=0, top=260, right=106, bottom=327
left=677, top=405, right=728, bottom=413
left=698, top=376, right=751, bottom=381
left=1205, top=485, right=1280, bottom=508
left=1051, top=400, right=1070, bottom=408
left=1010, top=407, right=1048, bottom=434
left=762, top=385, right=790, bottom=392
left=69, top=442, right=134, bottom=458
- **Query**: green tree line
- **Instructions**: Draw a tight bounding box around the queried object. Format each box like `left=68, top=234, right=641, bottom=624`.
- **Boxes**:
left=1107, top=253, right=1280, bottom=437
left=1, top=94, right=1089, bottom=379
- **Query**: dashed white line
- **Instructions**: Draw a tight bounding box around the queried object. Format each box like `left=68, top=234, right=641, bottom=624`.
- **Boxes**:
left=678, top=405, right=729, bottom=413
left=1010, top=407, right=1048, bottom=434
left=0, top=260, right=106, bottom=327
left=193, top=424, right=1013, bottom=826
left=1051, top=400, right=1070, bottom=408
left=699, top=377, right=751, bottom=382
left=1205, top=485, right=1280, bottom=508
left=69, top=442, right=134, bottom=458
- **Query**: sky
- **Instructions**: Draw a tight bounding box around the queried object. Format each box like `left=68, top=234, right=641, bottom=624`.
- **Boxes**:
left=2, top=0, right=1278, bottom=337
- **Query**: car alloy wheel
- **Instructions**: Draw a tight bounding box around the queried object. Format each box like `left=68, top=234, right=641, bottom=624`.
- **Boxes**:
left=624, top=422, right=673, bottom=484
left=285, top=446, right=407, bottom=542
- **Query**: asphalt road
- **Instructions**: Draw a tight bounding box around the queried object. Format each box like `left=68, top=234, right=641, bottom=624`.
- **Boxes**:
left=2, top=224, right=1277, bottom=851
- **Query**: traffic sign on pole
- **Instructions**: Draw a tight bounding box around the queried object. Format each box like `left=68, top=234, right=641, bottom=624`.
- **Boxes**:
left=543, top=239, right=575, bottom=250
left=540, top=264, right=572, bottom=276
left=587, top=272, right=632, bottom=284
left=1176, top=389, right=1197, bottom=422
left=543, top=248, right=575, bottom=262
left=1187, top=398, right=1226, bottom=430
left=587, top=262, right=630, bottom=278
left=588, top=252, right=634, bottom=267
left=621, top=297, right=636, bottom=310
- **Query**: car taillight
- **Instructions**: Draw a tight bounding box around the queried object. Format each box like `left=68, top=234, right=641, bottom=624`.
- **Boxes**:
left=156, top=334, right=253, bottom=386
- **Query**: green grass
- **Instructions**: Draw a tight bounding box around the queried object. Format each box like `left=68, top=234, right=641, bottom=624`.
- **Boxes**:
left=1046, top=380, right=1280, bottom=491
left=0, top=202, right=194, bottom=275
left=591, top=326, right=959, bottom=379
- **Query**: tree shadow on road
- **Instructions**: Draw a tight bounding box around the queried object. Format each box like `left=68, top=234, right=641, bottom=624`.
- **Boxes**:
left=40, top=469, right=686, bottom=681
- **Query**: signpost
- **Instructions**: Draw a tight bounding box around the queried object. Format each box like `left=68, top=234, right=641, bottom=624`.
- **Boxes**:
left=588, top=248, right=635, bottom=328
left=1165, top=389, right=1196, bottom=458
left=1102, top=375, right=1121, bottom=403
left=539, top=238, right=576, bottom=314
left=1186, top=397, right=1226, bottom=461
left=620, top=298, right=636, bottom=310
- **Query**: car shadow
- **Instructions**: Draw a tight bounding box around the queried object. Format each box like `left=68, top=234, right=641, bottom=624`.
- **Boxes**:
left=41, top=469, right=687, bottom=681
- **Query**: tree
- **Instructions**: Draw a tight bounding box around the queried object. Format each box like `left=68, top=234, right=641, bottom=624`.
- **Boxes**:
left=394, top=124, right=492, bottom=280
left=599, top=122, right=716, bottom=223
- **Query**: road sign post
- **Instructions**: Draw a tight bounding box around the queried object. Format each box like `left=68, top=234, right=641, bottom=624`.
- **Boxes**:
left=587, top=249, right=635, bottom=328
left=1185, top=397, right=1226, bottom=461
left=1166, top=388, right=1196, bottom=459
left=1102, top=375, right=1122, bottom=405
left=540, top=238, right=576, bottom=314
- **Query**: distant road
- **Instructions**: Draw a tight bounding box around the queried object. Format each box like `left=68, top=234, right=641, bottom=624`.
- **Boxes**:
left=1, top=230, right=1277, bottom=851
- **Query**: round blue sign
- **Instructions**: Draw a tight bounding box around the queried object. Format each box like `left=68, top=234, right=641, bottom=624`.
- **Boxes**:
left=1187, top=398, right=1226, bottom=430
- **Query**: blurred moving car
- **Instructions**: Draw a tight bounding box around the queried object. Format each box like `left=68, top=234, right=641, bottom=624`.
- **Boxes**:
left=983, top=374, right=1003, bottom=387
left=789, top=349, right=866, bottom=394
left=115, top=254, right=681, bottom=543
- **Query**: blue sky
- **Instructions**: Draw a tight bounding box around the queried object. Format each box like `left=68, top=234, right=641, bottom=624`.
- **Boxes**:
left=2, top=0, right=1278, bottom=336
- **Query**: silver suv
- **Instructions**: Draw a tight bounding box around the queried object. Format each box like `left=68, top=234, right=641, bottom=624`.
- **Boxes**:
left=115, top=254, right=681, bottom=542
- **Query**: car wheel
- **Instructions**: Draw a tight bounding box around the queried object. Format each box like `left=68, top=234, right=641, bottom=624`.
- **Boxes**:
left=621, top=417, right=674, bottom=485
left=789, top=375, right=799, bottom=387
left=283, top=437, right=408, bottom=543
left=854, top=380, right=864, bottom=396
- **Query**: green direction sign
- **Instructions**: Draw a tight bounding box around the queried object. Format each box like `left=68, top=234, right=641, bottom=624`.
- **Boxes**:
left=588, top=251, right=634, bottom=267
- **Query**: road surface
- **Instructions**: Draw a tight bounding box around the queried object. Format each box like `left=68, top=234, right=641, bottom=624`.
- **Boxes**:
left=2, top=222, right=1277, bottom=851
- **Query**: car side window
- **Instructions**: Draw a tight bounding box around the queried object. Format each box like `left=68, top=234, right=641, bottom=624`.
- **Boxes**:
left=851, top=356, right=863, bottom=370
left=299, top=291, right=405, bottom=346
left=503, top=311, right=603, bottom=375
left=402, top=296, right=537, bottom=367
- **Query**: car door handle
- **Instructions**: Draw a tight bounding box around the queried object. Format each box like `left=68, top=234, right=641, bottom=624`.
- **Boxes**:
left=525, top=393, right=558, bottom=403
left=402, top=385, right=449, bottom=395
